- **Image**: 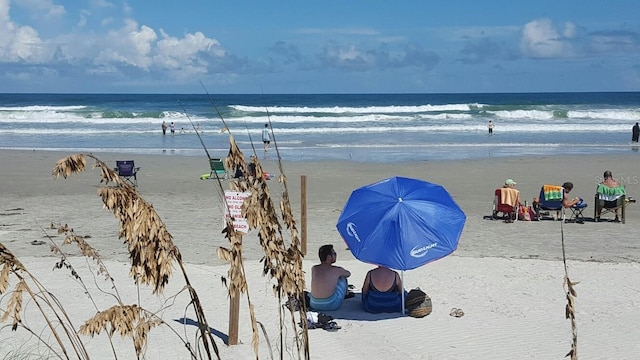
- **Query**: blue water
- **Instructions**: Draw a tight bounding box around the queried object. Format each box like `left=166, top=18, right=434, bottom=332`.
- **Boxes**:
left=1, top=92, right=639, bottom=163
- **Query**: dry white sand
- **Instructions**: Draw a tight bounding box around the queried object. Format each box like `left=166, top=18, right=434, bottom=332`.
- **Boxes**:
left=1, top=149, right=640, bottom=359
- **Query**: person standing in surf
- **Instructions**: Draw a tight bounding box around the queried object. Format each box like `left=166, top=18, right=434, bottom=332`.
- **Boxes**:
left=488, top=120, right=495, bottom=135
left=262, top=123, right=271, bottom=157
left=161, top=121, right=168, bottom=135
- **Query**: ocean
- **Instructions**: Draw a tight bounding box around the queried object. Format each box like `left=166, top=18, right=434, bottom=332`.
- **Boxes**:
left=1, top=92, right=639, bottom=163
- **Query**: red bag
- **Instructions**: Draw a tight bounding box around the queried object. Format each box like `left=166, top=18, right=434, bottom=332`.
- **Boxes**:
left=518, top=205, right=533, bottom=221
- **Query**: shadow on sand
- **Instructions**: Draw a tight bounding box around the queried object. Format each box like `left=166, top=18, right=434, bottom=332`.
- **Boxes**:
left=174, top=317, right=229, bottom=345
left=316, top=293, right=405, bottom=321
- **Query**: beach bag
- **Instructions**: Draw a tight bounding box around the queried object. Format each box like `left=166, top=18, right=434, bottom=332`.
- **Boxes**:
left=405, top=288, right=432, bottom=318
left=518, top=205, right=533, bottom=221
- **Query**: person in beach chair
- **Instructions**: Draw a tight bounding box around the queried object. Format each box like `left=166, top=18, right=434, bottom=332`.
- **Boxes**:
left=534, top=182, right=586, bottom=223
left=594, top=170, right=635, bottom=223
left=309, top=245, right=352, bottom=311
left=492, top=179, right=522, bottom=222
left=361, top=266, right=406, bottom=313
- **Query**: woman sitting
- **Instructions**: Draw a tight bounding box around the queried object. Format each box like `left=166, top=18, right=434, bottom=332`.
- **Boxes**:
left=361, top=266, right=405, bottom=313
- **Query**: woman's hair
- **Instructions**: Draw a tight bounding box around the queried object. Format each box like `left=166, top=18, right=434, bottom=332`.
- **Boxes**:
left=562, top=182, right=574, bottom=191
left=603, top=170, right=613, bottom=179
left=318, top=244, right=334, bottom=262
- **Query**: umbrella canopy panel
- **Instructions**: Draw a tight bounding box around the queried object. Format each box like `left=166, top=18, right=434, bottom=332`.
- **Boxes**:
left=337, top=176, right=466, bottom=271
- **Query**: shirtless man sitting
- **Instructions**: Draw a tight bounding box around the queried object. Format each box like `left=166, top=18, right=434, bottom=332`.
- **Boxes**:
left=310, top=244, right=351, bottom=311
left=596, top=170, right=625, bottom=222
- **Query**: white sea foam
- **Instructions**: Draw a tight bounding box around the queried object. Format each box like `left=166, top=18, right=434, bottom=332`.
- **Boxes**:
left=0, top=123, right=631, bottom=135
left=0, top=113, right=204, bottom=124
left=0, top=105, right=87, bottom=111
left=567, top=109, right=640, bottom=120
left=230, top=103, right=481, bottom=114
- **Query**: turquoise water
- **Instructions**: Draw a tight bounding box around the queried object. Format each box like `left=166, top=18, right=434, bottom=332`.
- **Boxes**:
left=1, top=92, right=639, bottom=162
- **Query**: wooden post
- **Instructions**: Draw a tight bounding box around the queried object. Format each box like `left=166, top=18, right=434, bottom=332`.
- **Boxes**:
left=301, top=175, right=307, bottom=256
left=228, top=233, right=242, bottom=346
left=228, top=289, right=240, bottom=345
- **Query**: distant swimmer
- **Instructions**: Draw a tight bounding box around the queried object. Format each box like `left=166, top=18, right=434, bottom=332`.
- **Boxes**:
left=488, top=120, right=495, bottom=135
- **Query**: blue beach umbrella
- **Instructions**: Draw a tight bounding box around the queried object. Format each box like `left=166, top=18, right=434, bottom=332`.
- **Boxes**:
left=336, top=176, right=466, bottom=313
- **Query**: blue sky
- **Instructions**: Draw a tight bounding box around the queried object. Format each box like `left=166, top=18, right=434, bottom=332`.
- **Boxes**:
left=1, top=0, right=639, bottom=94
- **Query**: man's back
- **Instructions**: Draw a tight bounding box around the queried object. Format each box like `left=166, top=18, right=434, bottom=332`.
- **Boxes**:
left=311, top=263, right=350, bottom=298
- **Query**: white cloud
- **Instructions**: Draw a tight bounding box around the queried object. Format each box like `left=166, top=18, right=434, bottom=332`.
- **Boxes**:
left=520, top=18, right=573, bottom=58
left=318, top=42, right=375, bottom=70
left=94, top=19, right=157, bottom=69
left=0, top=0, right=9, bottom=22
left=154, top=30, right=225, bottom=71
left=91, top=0, right=115, bottom=8
left=0, top=0, right=48, bottom=63
left=564, top=22, right=576, bottom=38
left=15, top=0, right=64, bottom=17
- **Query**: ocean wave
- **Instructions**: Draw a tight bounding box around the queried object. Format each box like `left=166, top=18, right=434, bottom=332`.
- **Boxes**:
left=489, top=108, right=640, bottom=121
left=567, top=110, right=640, bottom=120
left=0, top=123, right=632, bottom=135
left=230, top=103, right=482, bottom=114
left=0, top=105, right=87, bottom=111
left=0, top=112, right=206, bottom=123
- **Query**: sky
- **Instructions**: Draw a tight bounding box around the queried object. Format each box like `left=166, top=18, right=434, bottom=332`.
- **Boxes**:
left=1, top=0, right=640, bottom=94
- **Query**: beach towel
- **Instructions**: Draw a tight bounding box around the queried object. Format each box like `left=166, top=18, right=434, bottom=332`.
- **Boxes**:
left=596, top=184, right=626, bottom=201
left=500, top=188, right=520, bottom=207
left=309, top=277, right=347, bottom=311
left=362, top=289, right=404, bottom=314
left=543, top=185, right=563, bottom=201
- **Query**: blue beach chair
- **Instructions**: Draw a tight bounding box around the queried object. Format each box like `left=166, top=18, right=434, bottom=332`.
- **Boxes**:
left=114, top=160, right=140, bottom=188
left=534, top=185, right=586, bottom=223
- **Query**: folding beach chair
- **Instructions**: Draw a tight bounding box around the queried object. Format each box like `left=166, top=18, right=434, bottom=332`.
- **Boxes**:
left=492, top=188, right=519, bottom=222
left=594, top=184, right=635, bottom=224
left=534, top=185, right=586, bottom=223
left=114, top=160, right=140, bottom=188
left=534, top=185, right=565, bottom=221
left=208, top=158, right=228, bottom=180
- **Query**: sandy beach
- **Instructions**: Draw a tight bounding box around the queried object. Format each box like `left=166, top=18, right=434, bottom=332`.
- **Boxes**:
left=2, top=149, right=640, bottom=359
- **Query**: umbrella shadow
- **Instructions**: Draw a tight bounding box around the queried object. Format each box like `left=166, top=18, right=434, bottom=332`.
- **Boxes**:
left=324, top=293, right=404, bottom=321
left=174, top=317, right=229, bottom=345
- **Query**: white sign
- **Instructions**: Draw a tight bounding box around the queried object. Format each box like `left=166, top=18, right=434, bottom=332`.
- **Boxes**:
left=224, top=190, right=251, bottom=234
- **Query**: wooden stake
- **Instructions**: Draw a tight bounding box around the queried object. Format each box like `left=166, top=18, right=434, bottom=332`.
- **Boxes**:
left=228, top=284, right=240, bottom=345
left=228, top=232, right=242, bottom=345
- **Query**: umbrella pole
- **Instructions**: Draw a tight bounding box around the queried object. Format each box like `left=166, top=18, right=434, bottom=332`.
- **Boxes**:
left=401, top=270, right=405, bottom=315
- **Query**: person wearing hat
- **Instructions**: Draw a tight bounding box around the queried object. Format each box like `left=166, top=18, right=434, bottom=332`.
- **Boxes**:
left=504, top=179, right=517, bottom=188
left=502, top=178, right=523, bottom=211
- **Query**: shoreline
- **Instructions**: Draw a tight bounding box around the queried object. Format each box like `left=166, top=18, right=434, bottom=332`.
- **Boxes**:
left=1, top=141, right=639, bottom=164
